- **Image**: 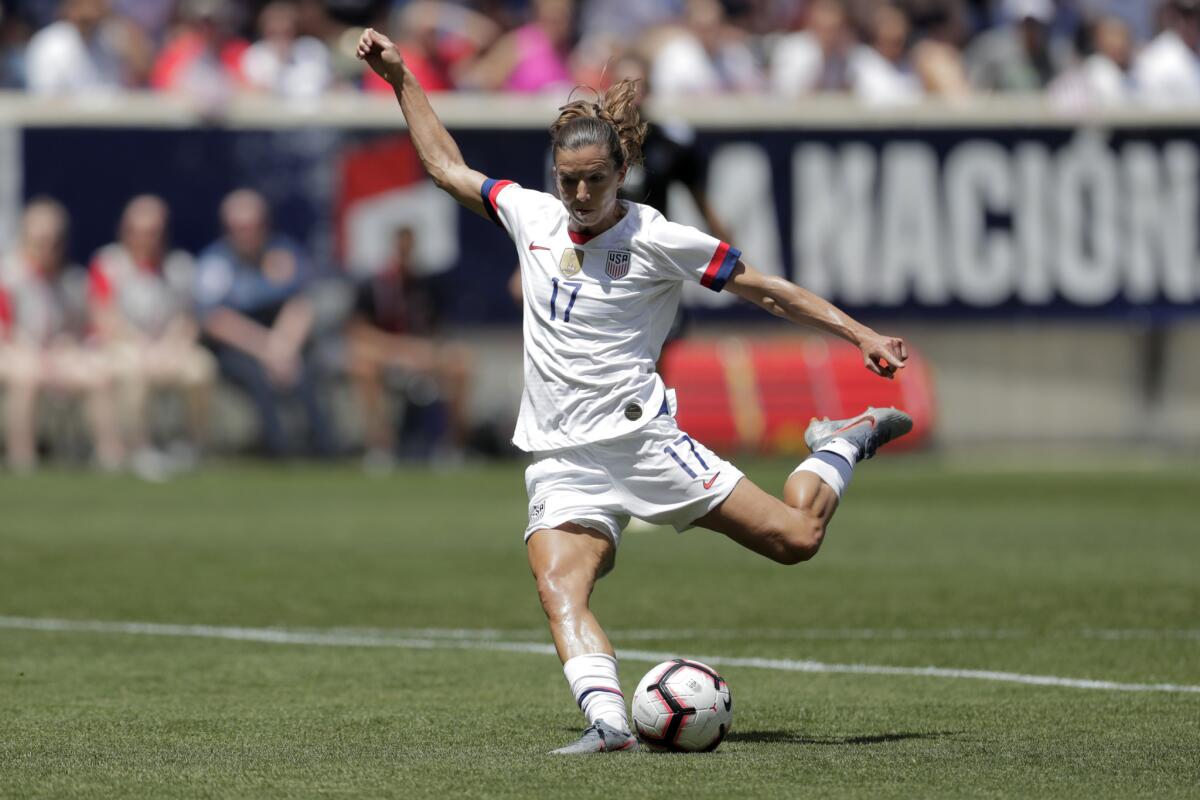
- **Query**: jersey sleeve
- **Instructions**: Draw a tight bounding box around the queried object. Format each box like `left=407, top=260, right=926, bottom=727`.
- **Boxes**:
left=479, top=178, right=519, bottom=230
left=480, top=178, right=554, bottom=240
left=648, top=217, right=741, bottom=293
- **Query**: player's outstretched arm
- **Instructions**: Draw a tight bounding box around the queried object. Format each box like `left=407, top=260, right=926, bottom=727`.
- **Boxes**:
left=356, top=28, right=490, bottom=218
left=725, top=259, right=908, bottom=379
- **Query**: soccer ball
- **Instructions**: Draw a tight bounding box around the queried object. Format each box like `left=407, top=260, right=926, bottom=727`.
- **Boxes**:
left=631, top=658, right=733, bottom=752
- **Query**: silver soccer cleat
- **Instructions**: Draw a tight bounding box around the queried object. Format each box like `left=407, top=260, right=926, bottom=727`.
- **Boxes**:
left=804, top=406, right=913, bottom=461
left=550, top=721, right=639, bottom=755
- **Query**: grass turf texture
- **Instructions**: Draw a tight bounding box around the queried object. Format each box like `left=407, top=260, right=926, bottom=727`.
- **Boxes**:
left=1, top=459, right=1198, bottom=798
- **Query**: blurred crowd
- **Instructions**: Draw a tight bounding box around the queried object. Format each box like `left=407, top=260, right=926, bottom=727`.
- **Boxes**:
left=0, top=190, right=474, bottom=477
left=0, top=0, right=1197, bottom=108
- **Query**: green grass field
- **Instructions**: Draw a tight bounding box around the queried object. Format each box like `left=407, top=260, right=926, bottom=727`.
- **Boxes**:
left=2, top=458, right=1198, bottom=798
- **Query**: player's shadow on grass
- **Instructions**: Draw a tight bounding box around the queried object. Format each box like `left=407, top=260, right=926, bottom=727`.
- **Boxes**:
left=727, top=730, right=958, bottom=746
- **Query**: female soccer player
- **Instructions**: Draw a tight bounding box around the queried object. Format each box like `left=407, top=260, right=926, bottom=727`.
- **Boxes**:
left=358, top=28, right=912, bottom=754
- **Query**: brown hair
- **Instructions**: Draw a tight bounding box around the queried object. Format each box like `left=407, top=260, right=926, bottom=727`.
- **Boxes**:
left=550, top=79, right=648, bottom=170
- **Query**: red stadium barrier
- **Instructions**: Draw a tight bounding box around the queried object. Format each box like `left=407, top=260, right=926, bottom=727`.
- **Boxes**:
left=661, top=337, right=934, bottom=454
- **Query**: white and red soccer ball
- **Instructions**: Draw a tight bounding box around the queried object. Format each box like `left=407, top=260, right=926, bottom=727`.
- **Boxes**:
left=631, top=658, right=733, bottom=752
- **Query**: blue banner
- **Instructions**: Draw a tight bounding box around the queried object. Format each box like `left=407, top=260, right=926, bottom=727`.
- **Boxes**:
left=19, top=124, right=1200, bottom=321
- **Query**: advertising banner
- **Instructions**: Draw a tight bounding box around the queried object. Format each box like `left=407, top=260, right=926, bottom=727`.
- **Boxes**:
left=16, top=123, right=1200, bottom=322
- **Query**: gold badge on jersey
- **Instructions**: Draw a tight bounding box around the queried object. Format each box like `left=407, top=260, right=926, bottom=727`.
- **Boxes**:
left=558, top=248, right=584, bottom=277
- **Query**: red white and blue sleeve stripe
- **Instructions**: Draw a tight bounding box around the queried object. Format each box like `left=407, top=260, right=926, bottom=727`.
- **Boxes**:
left=480, top=178, right=515, bottom=228
left=700, top=241, right=741, bottom=292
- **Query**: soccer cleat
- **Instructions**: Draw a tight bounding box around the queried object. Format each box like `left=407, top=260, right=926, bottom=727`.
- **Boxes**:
left=550, top=721, right=639, bottom=755
left=804, top=406, right=913, bottom=460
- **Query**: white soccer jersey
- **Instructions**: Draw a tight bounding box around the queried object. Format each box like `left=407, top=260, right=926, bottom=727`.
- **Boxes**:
left=481, top=178, right=741, bottom=453
left=89, top=244, right=195, bottom=337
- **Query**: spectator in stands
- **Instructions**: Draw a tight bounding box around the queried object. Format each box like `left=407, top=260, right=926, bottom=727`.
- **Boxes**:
left=871, top=2, right=971, bottom=101
left=457, top=0, right=575, bottom=93
left=24, top=0, right=151, bottom=95
left=898, top=0, right=969, bottom=47
left=965, top=0, right=1074, bottom=91
left=195, top=189, right=336, bottom=459
left=89, top=195, right=215, bottom=479
left=150, top=0, right=247, bottom=107
left=578, top=0, right=683, bottom=40
left=851, top=2, right=924, bottom=104
left=295, top=0, right=362, bottom=88
left=346, top=226, right=473, bottom=470
left=0, top=4, right=32, bottom=89
left=648, top=0, right=764, bottom=96
left=362, top=1, right=499, bottom=94
left=769, top=0, right=857, bottom=96
left=0, top=198, right=123, bottom=472
left=1049, top=14, right=1135, bottom=109
left=240, top=0, right=332, bottom=99
left=111, top=0, right=175, bottom=46
left=1132, top=0, right=1200, bottom=106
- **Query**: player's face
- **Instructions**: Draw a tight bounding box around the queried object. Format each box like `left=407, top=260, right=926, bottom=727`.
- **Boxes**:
left=554, top=144, right=625, bottom=230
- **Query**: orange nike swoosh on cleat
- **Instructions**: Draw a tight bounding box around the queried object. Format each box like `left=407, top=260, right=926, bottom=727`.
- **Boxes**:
left=703, top=473, right=720, bottom=489
left=833, top=415, right=876, bottom=435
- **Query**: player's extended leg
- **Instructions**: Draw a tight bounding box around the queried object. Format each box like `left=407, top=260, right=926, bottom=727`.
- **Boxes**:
left=696, top=407, right=912, bottom=563
left=527, top=524, right=638, bottom=754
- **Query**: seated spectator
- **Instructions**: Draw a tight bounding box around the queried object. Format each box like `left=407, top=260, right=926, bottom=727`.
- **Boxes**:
left=898, top=0, right=969, bottom=47
left=456, top=0, right=575, bottom=93
left=851, top=2, right=924, bottom=104
left=195, top=189, right=336, bottom=459
left=0, top=198, right=123, bottom=472
left=111, top=0, right=175, bottom=46
left=648, top=0, right=764, bottom=96
left=1132, top=0, right=1200, bottom=106
left=579, top=0, right=682, bottom=41
left=769, top=0, right=857, bottom=96
left=25, top=0, right=151, bottom=95
left=965, top=0, right=1074, bottom=92
left=1049, top=15, right=1135, bottom=109
left=0, top=5, right=33, bottom=89
left=362, top=1, right=500, bottom=94
left=89, top=195, right=215, bottom=479
left=295, top=0, right=361, bottom=88
left=240, top=0, right=332, bottom=99
left=346, top=226, right=472, bottom=469
left=150, top=0, right=247, bottom=108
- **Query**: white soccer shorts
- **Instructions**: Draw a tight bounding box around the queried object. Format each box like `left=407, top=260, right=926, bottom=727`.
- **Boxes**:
left=523, top=412, right=744, bottom=546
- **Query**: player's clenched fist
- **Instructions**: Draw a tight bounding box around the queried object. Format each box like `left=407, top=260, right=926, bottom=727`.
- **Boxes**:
left=356, top=27, right=405, bottom=86
left=858, top=333, right=908, bottom=380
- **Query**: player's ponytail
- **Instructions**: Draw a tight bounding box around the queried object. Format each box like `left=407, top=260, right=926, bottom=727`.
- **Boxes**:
left=551, top=79, right=648, bottom=170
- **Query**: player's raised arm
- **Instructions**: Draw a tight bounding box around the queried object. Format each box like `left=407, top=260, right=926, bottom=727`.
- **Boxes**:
left=724, top=259, right=908, bottom=379
left=356, top=28, right=490, bottom=218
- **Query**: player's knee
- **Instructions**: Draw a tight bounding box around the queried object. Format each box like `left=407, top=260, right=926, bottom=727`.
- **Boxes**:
left=775, top=514, right=826, bottom=565
left=533, top=563, right=589, bottom=619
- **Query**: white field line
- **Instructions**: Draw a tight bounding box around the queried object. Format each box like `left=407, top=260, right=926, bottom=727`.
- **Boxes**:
left=315, top=626, right=1200, bottom=642
left=2, top=616, right=1199, bottom=695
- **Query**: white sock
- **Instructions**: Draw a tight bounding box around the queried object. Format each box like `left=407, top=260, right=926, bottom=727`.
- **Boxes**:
left=563, top=653, right=628, bottom=732
left=792, top=437, right=859, bottom=499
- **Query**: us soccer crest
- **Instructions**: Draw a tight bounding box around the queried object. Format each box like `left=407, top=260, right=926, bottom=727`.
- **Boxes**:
left=605, top=250, right=631, bottom=280
left=558, top=248, right=584, bottom=277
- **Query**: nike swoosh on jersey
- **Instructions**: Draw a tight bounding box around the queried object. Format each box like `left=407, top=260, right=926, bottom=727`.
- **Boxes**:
left=702, top=473, right=720, bottom=489
left=529, top=242, right=552, bottom=252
